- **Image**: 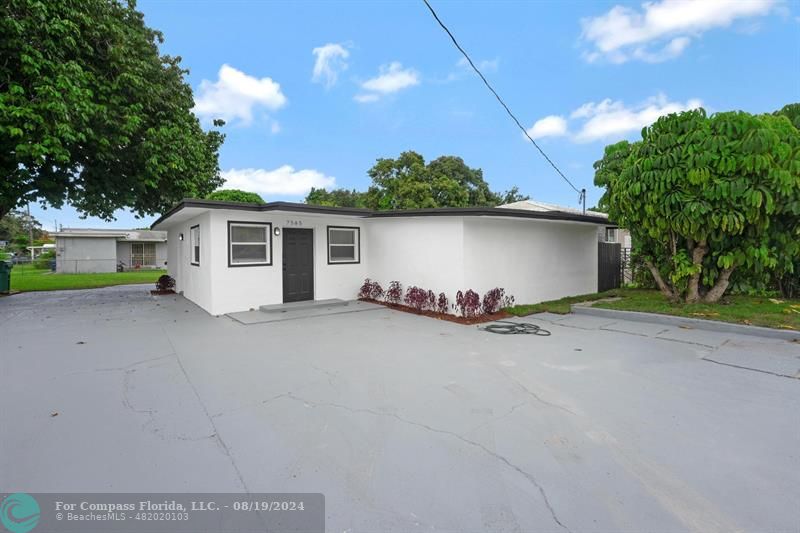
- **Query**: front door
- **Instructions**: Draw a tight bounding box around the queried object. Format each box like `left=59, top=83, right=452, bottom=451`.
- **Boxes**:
left=282, top=228, right=314, bottom=302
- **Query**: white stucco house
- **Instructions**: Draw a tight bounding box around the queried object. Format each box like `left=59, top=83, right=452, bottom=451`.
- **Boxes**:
left=500, top=199, right=631, bottom=248
left=151, top=199, right=610, bottom=316
left=54, top=228, right=167, bottom=273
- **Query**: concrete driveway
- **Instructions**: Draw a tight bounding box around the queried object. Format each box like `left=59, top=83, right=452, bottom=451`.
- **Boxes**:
left=1, top=285, right=799, bottom=532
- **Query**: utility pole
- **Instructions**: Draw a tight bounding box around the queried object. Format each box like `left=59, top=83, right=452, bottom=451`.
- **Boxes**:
left=580, top=189, right=586, bottom=215
left=27, top=203, right=34, bottom=251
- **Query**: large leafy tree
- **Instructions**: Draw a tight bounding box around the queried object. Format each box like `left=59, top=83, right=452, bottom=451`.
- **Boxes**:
left=592, top=140, right=631, bottom=212
left=598, top=106, right=800, bottom=303
left=206, top=189, right=265, bottom=204
left=306, top=151, right=528, bottom=210
left=0, top=0, right=225, bottom=221
left=0, top=209, right=46, bottom=243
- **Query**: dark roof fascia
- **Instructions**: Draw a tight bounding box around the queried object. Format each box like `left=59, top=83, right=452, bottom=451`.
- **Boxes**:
left=151, top=199, right=372, bottom=229
left=152, top=199, right=612, bottom=229
left=367, top=207, right=612, bottom=225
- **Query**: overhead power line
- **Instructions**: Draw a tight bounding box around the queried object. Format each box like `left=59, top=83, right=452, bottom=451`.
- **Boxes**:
left=421, top=0, right=585, bottom=203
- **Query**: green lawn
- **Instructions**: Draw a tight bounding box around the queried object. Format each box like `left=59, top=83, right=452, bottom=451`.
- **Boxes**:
left=8, top=264, right=165, bottom=292
left=506, top=288, right=800, bottom=331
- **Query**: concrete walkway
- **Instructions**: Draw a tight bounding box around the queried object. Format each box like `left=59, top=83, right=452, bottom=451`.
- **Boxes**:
left=1, top=285, right=798, bottom=531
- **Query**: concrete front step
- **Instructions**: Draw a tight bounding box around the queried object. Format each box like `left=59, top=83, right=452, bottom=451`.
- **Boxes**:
left=259, top=298, right=349, bottom=314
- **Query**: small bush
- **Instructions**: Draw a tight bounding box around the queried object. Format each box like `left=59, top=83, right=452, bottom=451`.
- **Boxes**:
left=436, top=292, right=449, bottom=314
left=358, top=278, right=384, bottom=300
left=404, top=286, right=429, bottom=312
left=33, top=250, right=55, bottom=270
left=426, top=290, right=436, bottom=311
left=482, top=287, right=514, bottom=314
left=455, top=289, right=481, bottom=318
left=156, top=275, right=176, bottom=292
left=385, top=280, right=403, bottom=304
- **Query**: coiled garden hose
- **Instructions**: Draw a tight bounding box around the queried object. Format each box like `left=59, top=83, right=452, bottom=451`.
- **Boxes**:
left=481, top=320, right=551, bottom=336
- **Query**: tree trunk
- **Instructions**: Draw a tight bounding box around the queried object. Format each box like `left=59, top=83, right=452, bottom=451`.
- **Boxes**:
left=645, top=259, right=678, bottom=301
left=703, top=267, right=735, bottom=303
left=685, top=239, right=708, bottom=303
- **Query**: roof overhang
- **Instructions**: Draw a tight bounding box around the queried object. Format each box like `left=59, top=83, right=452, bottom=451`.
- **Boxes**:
left=151, top=199, right=614, bottom=229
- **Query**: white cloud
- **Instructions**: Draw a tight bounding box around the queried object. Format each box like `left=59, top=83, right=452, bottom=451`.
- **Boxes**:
left=525, top=115, right=568, bottom=139
left=221, top=165, right=336, bottom=196
left=356, top=62, right=419, bottom=102
left=194, top=64, right=287, bottom=125
left=581, top=0, right=778, bottom=63
left=353, top=93, right=380, bottom=103
left=527, top=94, right=702, bottom=144
left=312, top=43, right=350, bottom=88
left=456, top=56, right=499, bottom=72
left=572, top=94, right=703, bottom=142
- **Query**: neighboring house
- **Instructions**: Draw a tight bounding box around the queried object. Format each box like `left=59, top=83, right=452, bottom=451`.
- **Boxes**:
left=27, top=243, right=56, bottom=259
left=500, top=200, right=631, bottom=248
left=151, top=199, right=610, bottom=316
left=53, top=228, right=167, bottom=273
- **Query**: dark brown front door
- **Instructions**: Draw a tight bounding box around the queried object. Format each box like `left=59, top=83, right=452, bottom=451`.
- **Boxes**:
left=283, top=228, right=314, bottom=302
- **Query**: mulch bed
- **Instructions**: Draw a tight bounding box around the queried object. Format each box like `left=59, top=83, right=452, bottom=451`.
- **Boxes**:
left=360, top=298, right=510, bottom=325
left=150, top=289, right=176, bottom=295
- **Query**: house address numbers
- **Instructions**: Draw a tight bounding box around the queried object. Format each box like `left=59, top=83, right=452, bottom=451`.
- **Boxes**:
left=285, top=219, right=303, bottom=226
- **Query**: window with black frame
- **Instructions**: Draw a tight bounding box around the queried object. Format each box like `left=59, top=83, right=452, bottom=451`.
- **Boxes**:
left=190, top=225, right=200, bottom=265
left=327, top=226, right=359, bottom=264
left=228, top=222, right=271, bottom=266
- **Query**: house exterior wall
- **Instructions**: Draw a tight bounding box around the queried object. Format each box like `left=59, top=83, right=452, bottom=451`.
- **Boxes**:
left=55, top=236, right=118, bottom=273
left=167, top=211, right=214, bottom=313
left=462, top=218, right=598, bottom=305
left=208, top=210, right=368, bottom=315
left=167, top=210, right=368, bottom=315
left=365, top=217, right=466, bottom=301
left=116, top=241, right=168, bottom=269
left=161, top=208, right=603, bottom=315
left=116, top=241, right=130, bottom=269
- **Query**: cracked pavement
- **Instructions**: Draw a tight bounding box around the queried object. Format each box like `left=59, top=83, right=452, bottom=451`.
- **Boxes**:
left=1, top=285, right=799, bottom=532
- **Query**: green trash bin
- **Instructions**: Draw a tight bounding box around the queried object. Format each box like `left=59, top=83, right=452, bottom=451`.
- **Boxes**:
left=0, top=260, right=12, bottom=293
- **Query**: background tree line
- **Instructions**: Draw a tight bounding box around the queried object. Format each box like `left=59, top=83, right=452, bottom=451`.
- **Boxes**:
left=305, top=151, right=529, bottom=209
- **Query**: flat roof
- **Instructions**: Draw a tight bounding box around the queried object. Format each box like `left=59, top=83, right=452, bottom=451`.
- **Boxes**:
left=54, top=228, right=167, bottom=241
left=151, top=199, right=612, bottom=229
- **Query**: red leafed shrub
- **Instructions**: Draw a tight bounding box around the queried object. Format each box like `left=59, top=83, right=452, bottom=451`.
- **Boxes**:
left=455, top=289, right=481, bottom=318
left=385, top=281, right=403, bottom=304
left=482, top=287, right=514, bottom=314
left=404, top=286, right=430, bottom=312
left=436, top=292, right=449, bottom=314
left=426, top=290, right=436, bottom=311
left=358, top=278, right=384, bottom=300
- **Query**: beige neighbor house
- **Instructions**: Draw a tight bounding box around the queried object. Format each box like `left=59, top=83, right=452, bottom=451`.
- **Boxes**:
left=54, top=228, right=167, bottom=273
left=499, top=200, right=631, bottom=248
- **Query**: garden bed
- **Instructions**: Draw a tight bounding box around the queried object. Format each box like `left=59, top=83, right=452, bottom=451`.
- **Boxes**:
left=359, top=298, right=510, bottom=325
left=150, top=289, right=176, bottom=296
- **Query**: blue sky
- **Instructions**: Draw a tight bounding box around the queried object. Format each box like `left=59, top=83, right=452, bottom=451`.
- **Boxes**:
left=32, top=0, right=799, bottom=231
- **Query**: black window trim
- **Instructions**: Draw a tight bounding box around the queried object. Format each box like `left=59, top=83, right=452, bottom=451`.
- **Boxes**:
left=326, top=225, right=360, bottom=265
left=227, top=220, right=273, bottom=267
left=190, top=224, right=200, bottom=266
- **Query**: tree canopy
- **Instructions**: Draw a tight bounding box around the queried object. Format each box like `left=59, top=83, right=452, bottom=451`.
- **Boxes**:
left=596, top=106, right=800, bottom=302
left=206, top=189, right=265, bottom=204
left=305, top=151, right=528, bottom=210
left=0, top=209, right=47, bottom=246
left=0, top=0, right=225, bottom=221
left=305, top=188, right=366, bottom=208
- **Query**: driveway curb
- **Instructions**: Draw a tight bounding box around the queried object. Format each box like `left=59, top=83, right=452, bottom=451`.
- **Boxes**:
left=571, top=304, right=800, bottom=342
